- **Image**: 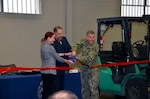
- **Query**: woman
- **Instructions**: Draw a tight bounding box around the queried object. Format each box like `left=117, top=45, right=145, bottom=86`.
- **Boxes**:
left=40, top=31, right=73, bottom=99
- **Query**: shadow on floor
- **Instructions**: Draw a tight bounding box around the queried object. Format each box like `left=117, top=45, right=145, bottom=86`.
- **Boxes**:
left=100, top=89, right=150, bottom=99
left=100, top=93, right=126, bottom=99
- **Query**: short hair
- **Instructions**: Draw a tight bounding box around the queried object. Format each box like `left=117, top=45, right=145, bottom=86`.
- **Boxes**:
left=86, top=30, right=95, bottom=36
left=53, top=26, right=63, bottom=33
left=48, top=90, right=78, bottom=99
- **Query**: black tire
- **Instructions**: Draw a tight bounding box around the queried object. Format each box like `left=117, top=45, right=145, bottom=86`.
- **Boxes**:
left=125, top=78, right=148, bottom=99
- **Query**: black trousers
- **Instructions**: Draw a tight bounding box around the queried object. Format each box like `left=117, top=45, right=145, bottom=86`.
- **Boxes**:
left=55, top=71, right=65, bottom=90
left=42, top=74, right=57, bottom=99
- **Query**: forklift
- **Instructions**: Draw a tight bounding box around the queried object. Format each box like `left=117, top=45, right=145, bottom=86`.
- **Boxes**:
left=97, top=16, right=150, bottom=99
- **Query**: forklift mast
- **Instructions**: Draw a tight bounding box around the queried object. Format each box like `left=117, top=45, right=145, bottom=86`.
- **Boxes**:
left=97, top=17, right=150, bottom=61
left=147, top=20, right=150, bottom=60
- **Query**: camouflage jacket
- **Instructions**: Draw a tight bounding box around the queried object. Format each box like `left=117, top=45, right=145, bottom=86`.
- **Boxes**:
left=72, top=39, right=99, bottom=67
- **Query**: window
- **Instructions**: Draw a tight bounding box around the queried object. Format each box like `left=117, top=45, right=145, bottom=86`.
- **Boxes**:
left=3, top=0, right=42, bottom=14
left=0, top=0, right=1, bottom=12
left=121, top=0, right=150, bottom=17
left=145, top=0, right=150, bottom=15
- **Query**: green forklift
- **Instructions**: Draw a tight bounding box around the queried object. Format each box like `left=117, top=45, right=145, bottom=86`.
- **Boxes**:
left=97, top=16, right=150, bottom=99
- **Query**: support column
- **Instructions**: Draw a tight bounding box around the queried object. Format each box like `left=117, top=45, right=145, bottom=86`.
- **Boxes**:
left=64, top=0, right=73, bottom=44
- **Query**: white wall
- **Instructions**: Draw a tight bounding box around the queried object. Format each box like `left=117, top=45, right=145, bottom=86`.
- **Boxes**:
left=0, top=0, right=120, bottom=67
left=71, top=0, right=120, bottom=43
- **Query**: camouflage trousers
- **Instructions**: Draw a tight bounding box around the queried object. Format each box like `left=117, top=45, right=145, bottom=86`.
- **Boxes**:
left=80, top=66, right=100, bottom=99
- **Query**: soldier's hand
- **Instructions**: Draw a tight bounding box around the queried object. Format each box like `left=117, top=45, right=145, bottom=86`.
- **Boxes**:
left=72, top=51, right=76, bottom=56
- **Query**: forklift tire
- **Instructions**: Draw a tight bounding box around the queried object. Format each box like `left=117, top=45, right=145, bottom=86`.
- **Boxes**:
left=125, top=78, right=148, bottom=99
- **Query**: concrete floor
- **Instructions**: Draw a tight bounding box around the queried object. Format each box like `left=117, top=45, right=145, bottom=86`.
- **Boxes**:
left=100, top=93, right=126, bottom=99
left=100, top=91, right=150, bottom=99
left=99, top=85, right=150, bottom=99
left=100, top=93, right=116, bottom=99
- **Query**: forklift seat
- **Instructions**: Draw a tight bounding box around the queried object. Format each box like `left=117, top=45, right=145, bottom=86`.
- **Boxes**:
left=136, top=45, right=147, bottom=59
left=111, top=42, right=136, bottom=83
left=112, top=41, right=127, bottom=61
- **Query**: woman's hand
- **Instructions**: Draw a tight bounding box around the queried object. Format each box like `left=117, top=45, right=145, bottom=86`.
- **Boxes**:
left=64, top=59, right=74, bottom=65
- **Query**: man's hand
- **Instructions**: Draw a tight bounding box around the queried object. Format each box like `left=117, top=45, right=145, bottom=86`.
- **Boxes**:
left=65, top=52, right=72, bottom=56
left=72, top=51, right=76, bottom=56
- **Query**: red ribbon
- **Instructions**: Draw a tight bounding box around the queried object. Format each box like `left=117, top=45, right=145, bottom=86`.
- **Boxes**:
left=0, top=60, right=150, bottom=74
left=0, top=66, right=72, bottom=74
left=91, top=60, right=150, bottom=68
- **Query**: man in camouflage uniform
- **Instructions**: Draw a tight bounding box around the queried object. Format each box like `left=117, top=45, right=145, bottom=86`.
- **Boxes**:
left=72, top=30, right=100, bottom=99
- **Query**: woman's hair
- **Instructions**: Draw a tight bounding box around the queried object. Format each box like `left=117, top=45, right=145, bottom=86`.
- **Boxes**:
left=53, top=26, right=63, bottom=33
left=41, top=31, right=54, bottom=43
